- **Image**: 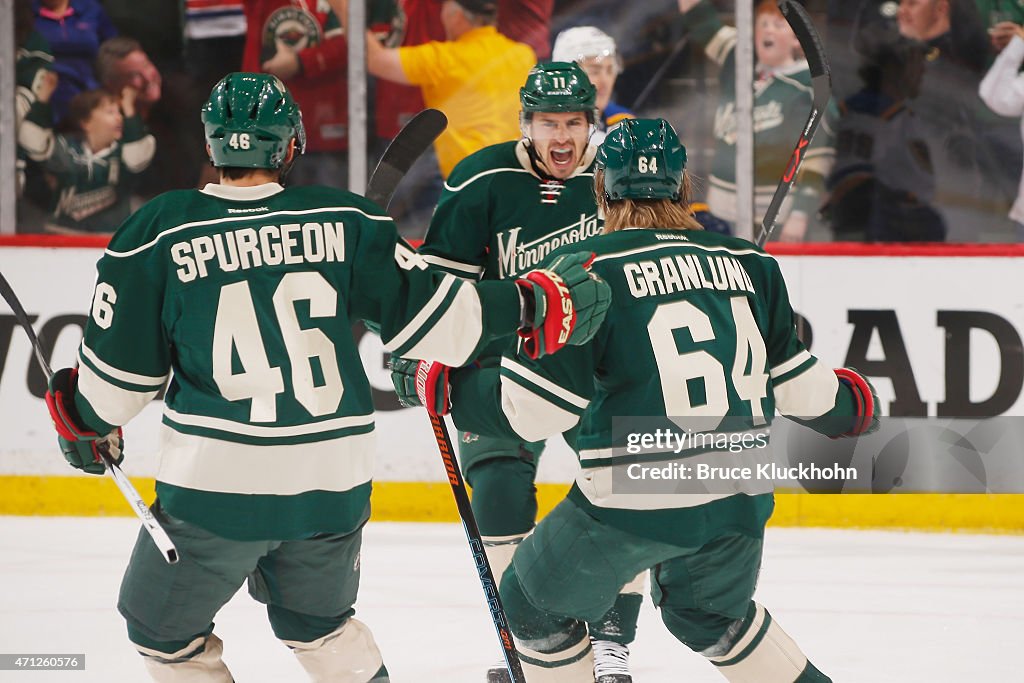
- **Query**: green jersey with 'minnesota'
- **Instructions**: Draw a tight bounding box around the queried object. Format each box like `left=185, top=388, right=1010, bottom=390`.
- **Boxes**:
left=420, top=139, right=602, bottom=282
left=449, top=228, right=858, bottom=547
left=73, top=183, right=522, bottom=541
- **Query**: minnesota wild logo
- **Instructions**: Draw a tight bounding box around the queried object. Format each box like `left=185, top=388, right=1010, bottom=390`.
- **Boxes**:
left=262, top=6, right=321, bottom=61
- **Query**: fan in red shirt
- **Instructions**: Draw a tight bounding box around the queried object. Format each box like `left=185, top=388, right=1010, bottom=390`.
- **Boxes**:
left=242, top=0, right=348, bottom=186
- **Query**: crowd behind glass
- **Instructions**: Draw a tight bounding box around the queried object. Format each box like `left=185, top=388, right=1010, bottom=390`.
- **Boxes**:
left=12, top=0, right=1024, bottom=243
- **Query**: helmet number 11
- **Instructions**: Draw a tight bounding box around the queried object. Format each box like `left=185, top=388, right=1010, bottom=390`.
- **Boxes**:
left=228, top=133, right=252, bottom=150
left=638, top=156, right=658, bottom=174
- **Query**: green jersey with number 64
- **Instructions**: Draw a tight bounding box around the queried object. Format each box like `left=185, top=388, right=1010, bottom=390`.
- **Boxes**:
left=449, top=227, right=859, bottom=547
left=73, top=183, right=523, bottom=541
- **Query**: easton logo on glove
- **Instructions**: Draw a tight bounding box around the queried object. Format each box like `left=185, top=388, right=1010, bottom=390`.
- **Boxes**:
left=515, top=252, right=609, bottom=359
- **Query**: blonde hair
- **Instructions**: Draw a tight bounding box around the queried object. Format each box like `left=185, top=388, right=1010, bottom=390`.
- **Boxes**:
left=595, top=168, right=703, bottom=233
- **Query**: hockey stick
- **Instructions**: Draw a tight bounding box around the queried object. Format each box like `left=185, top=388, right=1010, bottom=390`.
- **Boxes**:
left=367, top=112, right=526, bottom=683
left=756, top=0, right=832, bottom=247
left=428, top=414, right=526, bottom=683
left=366, top=108, right=448, bottom=208
left=0, top=270, right=179, bottom=564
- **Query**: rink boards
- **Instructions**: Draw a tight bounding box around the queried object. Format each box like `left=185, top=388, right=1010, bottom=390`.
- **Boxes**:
left=0, top=239, right=1022, bottom=532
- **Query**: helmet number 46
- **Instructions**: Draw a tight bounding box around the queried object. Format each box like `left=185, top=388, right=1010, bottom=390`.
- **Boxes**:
left=638, top=156, right=658, bottom=174
left=228, top=133, right=251, bottom=150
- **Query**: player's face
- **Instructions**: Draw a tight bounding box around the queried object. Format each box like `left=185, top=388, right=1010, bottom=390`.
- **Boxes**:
left=82, top=98, right=124, bottom=150
left=579, top=56, right=617, bottom=113
left=897, top=0, right=948, bottom=41
left=754, top=12, right=800, bottom=67
left=529, top=111, right=591, bottom=179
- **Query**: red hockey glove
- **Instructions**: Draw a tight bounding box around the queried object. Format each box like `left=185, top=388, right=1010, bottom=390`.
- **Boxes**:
left=515, top=252, right=611, bottom=359
left=389, top=357, right=451, bottom=417
left=44, top=367, right=124, bottom=475
left=834, top=367, right=880, bottom=437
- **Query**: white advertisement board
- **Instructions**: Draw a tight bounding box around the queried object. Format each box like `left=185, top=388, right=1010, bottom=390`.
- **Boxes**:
left=2, top=247, right=1021, bottom=480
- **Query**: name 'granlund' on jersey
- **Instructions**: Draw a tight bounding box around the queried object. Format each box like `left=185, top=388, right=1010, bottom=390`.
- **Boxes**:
left=171, top=222, right=345, bottom=282
left=625, top=252, right=756, bottom=299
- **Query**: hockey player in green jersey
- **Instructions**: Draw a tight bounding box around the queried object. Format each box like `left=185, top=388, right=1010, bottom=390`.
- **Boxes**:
left=394, top=118, right=879, bottom=682
left=675, top=0, right=837, bottom=241
left=41, top=72, right=610, bottom=683
left=413, top=60, right=642, bottom=682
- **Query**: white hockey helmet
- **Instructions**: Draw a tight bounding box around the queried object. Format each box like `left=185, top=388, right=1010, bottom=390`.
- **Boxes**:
left=552, top=26, right=620, bottom=70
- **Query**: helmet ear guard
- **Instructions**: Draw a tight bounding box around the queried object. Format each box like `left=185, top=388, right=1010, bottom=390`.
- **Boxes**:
left=597, top=118, right=687, bottom=201
left=202, top=72, right=305, bottom=170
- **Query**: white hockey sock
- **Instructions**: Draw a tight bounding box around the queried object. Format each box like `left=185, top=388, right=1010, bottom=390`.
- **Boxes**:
left=518, top=631, right=594, bottom=683
left=134, top=633, right=233, bottom=683
left=282, top=618, right=386, bottom=683
left=482, top=532, right=529, bottom=585
left=704, top=603, right=810, bottom=683
left=621, top=571, right=646, bottom=595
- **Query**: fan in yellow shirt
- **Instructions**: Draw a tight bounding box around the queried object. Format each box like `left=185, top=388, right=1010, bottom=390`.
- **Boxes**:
left=339, top=0, right=535, bottom=178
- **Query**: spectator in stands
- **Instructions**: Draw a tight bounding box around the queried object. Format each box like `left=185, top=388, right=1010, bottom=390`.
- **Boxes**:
left=95, top=37, right=162, bottom=119
left=897, top=0, right=990, bottom=72
left=892, top=0, right=1021, bottom=239
left=42, top=87, right=155, bottom=234
left=826, top=37, right=946, bottom=241
left=675, top=0, right=837, bottom=242
left=184, top=0, right=246, bottom=92
left=979, top=22, right=1024, bottom=241
left=16, top=0, right=57, bottom=199
left=551, top=25, right=634, bottom=144
left=345, top=0, right=536, bottom=178
left=498, top=0, right=553, bottom=59
left=242, top=0, right=349, bottom=187
left=361, top=0, right=447, bottom=236
left=181, top=0, right=249, bottom=190
left=32, top=0, right=118, bottom=125
left=977, top=0, right=1024, bottom=52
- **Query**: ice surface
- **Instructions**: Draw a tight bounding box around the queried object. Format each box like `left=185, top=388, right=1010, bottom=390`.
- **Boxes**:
left=1, top=518, right=1021, bottom=682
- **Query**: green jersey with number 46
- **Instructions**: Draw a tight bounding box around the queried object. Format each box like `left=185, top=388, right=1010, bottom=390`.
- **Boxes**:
left=420, top=140, right=602, bottom=282
left=73, top=182, right=523, bottom=541
left=449, top=227, right=859, bottom=547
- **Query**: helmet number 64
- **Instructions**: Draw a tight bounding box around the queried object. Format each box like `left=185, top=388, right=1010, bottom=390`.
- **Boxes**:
left=638, top=156, right=658, bottom=174
left=228, top=133, right=251, bottom=150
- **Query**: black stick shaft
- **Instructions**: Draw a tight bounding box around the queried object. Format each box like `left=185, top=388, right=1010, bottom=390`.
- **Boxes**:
left=757, top=0, right=833, bottom=247
left=428, top=413, right=526, bottom=683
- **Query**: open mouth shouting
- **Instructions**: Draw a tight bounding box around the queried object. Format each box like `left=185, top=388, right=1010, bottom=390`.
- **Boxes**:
left=548, top=145, right=578, bottom=173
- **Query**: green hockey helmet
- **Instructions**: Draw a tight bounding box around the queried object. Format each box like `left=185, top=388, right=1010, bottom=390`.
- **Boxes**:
left=202, top=72, right=306, bottom=169
left=598, top=118, right=687, bottom=201
left=519, top=61, right=597, bottom=116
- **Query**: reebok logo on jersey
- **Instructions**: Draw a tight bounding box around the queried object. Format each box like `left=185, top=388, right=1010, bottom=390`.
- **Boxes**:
left=227, top=206, right=269, bottom=214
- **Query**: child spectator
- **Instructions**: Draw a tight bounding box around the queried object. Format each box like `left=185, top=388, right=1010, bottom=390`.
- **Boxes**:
left=43, top=88, right=155, bottom=234
left=675, top=0, right=838, bottom=241
left=32, top=0, right=118, bottom=125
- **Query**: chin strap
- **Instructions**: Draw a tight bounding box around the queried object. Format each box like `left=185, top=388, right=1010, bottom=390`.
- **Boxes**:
left=523, top=141, right=560, bottom=182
